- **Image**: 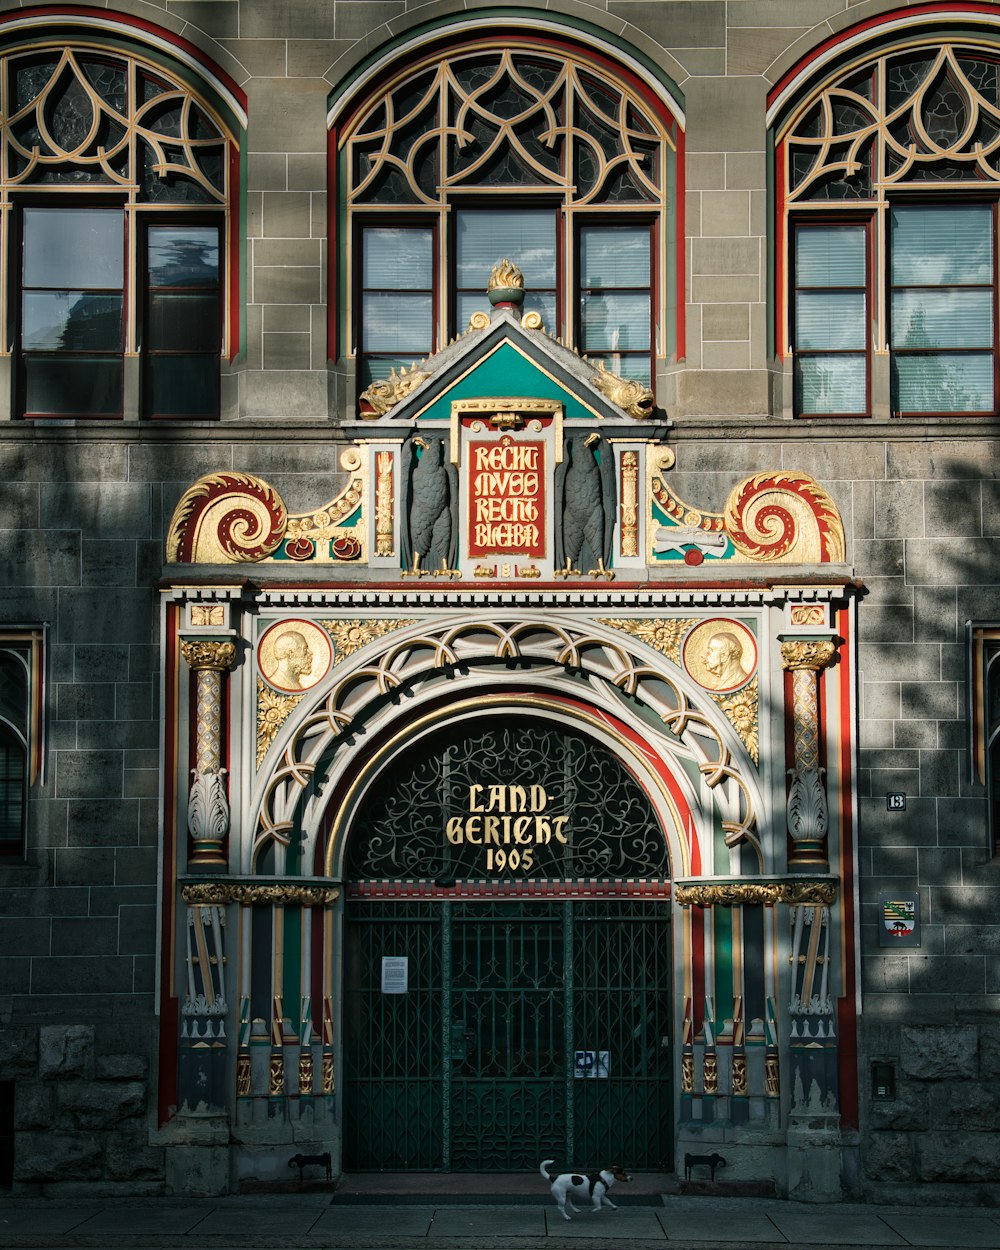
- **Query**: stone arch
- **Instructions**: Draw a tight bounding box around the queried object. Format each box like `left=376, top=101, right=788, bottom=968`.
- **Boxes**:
left=246, top=615, right=769, bottom=879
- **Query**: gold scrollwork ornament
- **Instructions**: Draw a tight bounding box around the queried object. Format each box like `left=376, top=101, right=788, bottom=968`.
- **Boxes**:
left=298, top=1050, right=314, bottom=1096
left=674, top=881, right=837, bottom=907
left=181, top=883, right=341, bottom=906
left=269, top=1052, right=285, bottom=1097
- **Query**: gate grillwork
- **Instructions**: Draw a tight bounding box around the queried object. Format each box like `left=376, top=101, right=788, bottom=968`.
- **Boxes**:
left=345, top=717, right=669, bottom=881
left=343, top=898, right=671, bottom=1171
left=343, top=901, right=443, bottom=1170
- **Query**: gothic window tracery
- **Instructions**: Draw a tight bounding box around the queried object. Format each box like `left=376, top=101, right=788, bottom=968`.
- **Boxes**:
left=0, top=36, right=240, bottom=419
left=335, top=40, right=678, bottom=393
left=775, top=36, right=1000, bottom=417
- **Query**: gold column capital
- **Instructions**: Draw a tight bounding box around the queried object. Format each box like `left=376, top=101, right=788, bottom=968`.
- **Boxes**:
left=780, top=640, right=836, bottom=672
left=182, top=639, right=237, bottom=672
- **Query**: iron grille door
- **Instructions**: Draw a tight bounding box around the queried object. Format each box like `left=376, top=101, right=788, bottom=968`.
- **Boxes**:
left=572, top=900, right=673, bottom=1169
left=448, top=901, right=566, bottom=1170
left=344, top=896, right=671, bottom=1172
left=343, top=901, right=443, bottom=1170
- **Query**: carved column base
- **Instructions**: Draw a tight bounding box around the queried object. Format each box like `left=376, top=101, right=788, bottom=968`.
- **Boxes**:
left=187, top=769, right=230, bottom=868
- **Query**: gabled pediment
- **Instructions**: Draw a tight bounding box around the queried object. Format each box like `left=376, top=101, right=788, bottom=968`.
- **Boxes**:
left=354, top=305, right=662, bottom=427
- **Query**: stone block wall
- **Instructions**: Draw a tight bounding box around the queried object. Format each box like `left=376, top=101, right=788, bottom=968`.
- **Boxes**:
left=0, top=0, right=998, bottom=1201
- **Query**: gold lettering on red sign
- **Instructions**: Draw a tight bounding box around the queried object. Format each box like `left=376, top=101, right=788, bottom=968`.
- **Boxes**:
left=468, top=435, right=545, bottom=558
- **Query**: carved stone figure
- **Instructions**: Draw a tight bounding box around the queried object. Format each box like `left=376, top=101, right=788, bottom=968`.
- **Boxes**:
left=402, top=435, right=459, bottom=577
left=555, top=433, right=615, bottom=578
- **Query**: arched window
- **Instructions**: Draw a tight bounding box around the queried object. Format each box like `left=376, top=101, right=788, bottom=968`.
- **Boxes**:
left=329, top=30, right=682, bottom=401
left=770, top=13, right=1000, bottom=418
left=0, top=636, right=41, bottom=858
left=0, top=15, right=245, bottom=419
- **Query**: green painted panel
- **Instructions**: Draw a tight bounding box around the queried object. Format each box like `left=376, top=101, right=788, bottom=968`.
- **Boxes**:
left=283, top=906, right=301, bottom=1035
left=414, top=342, right=604, bottom=422
left=713, top=905, right=733, bottom=1024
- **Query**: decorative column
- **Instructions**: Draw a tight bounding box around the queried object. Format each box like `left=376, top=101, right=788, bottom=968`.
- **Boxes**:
left=780, top=640, right=837, bottom=868
left=181, top=639, right=236, bottom=869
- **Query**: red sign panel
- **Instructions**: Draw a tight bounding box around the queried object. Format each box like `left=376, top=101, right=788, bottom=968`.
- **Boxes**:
left=468, top=436, right=545, bottom=558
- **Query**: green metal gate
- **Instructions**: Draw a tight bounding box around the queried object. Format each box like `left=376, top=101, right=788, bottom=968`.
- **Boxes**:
left=343, top=896, right=671, bottom=1171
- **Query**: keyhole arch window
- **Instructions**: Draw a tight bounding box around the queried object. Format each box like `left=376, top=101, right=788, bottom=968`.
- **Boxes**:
left=0, top=19, right=245, bottom=420
left=771, top=21, right=1000, bottom=418
left=330, top=34, right=682, bottom=398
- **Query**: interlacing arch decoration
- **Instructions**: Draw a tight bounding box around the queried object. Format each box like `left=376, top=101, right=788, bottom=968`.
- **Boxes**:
left=781, top=42, right=1000, bottom=203
left=346, top=45, right=669, bottom=207
left=0, top=45, right=233, bottom=201
left=250, top=617, right=761, bottom=871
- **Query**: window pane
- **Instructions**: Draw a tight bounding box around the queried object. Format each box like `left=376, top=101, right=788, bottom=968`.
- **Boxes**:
left=580, top=292, right=650, bottom=351
left=795, top=225, right=866, bottom=286
left=456, top=210, right=555, bottom=290
left=149, top=294, right=219, bottom=351
left=580, top=226, right=650, bottom=286
left=147, top=355, right=218, bottom=417
left=0, top=732, right=25, bottom=848
left=23, top=356, right=122, bottom=415
left=23, top=208, right=123, bottom=288
left=892, top=353, right=994, bottom=413
left=0, top=655, right=27, bottom=736
left=363, top=228, right=432, bottom=289
left=893, top=289, right=994, bottom=349
left=796, top=291, right=866, bottom=351
left=892, top=205, right=992, bottom=285
left=22, top=293, right=122, bottom=351
left=148, top=226, right=219, bottom=286
left=606, top=355, right=651, bottom=385
left=794, top=355, right=867, bottom=414
left=362, top=292, right=433, bottom=354
left=360, top=355, right=429, bottom=388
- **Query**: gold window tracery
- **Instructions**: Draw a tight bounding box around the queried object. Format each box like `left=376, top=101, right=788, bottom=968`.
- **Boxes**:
left=336, top=41, right=678, bottom=371
left=782, top=44, right=1000, bottom=205
left=775, top=36, right=1000, bottom=416
left=1, top=45, right=231, bottom=202
left=0, top=39, right=239, bottom=416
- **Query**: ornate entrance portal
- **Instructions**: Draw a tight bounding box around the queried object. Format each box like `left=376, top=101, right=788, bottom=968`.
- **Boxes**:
left=341, top=716, right=672, bottom=1171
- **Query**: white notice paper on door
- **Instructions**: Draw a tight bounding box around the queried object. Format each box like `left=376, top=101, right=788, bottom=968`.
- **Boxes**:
left=381, top=956, right=408, bottom=994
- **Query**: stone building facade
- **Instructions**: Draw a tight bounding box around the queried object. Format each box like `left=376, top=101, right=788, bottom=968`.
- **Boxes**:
left=1, top=0, right=999, bottom=1206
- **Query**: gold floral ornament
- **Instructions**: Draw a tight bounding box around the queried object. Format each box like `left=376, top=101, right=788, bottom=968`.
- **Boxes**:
left=358, top=364, right=431, bottom=418
left=318, top=619, right=419, bottom=663
left=256, top=681, right=302, bottom=768
left=714, top=678, right=759, bottom=766
left=590, top=360, right=655, bottom=419
left=597, top=618, right=697, bottom=665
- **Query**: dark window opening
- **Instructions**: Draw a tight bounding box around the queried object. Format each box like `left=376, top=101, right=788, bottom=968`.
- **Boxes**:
left=19, top=206, right=124, bottom=418
left=143, top=222, right=221, bottom=418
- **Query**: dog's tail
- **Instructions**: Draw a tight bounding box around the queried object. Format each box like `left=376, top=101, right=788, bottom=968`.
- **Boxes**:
left=540, top=1159, right=556, bottom=1182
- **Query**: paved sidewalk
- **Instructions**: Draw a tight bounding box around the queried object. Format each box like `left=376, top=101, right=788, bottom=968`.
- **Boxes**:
left=2, top=1191, right=1000, bottom=1250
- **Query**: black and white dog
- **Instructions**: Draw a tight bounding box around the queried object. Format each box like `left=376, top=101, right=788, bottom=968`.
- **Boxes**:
left=539, top=1158, right=632, bottom=1220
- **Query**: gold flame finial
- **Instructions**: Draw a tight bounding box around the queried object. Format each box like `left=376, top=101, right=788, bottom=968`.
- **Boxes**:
left=488, top=258, right=525, bottom=292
